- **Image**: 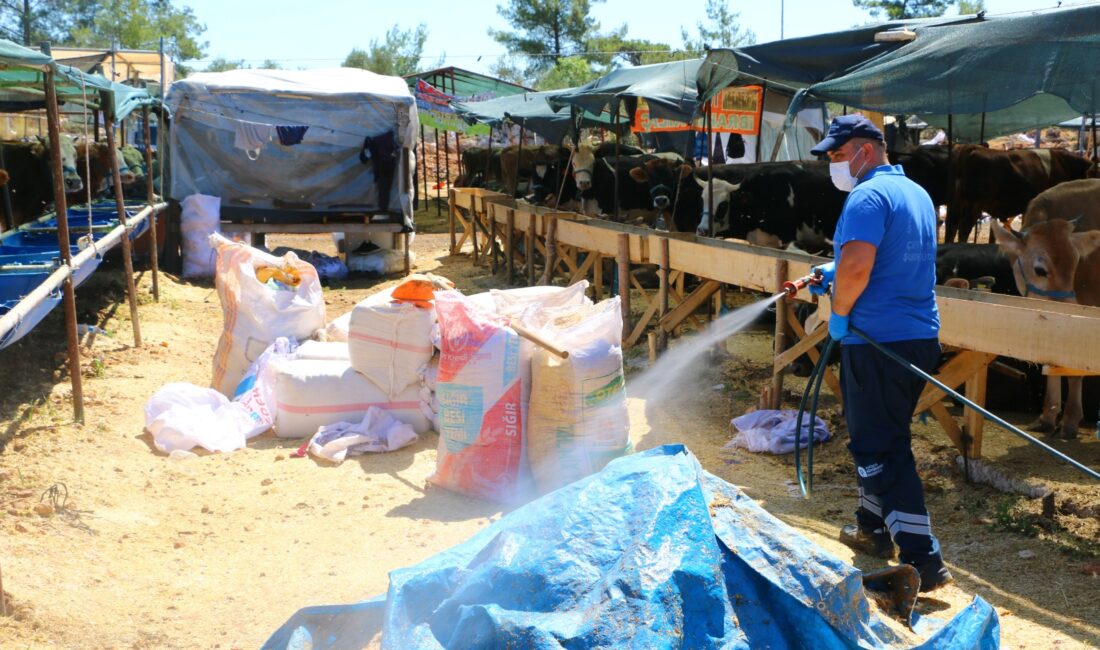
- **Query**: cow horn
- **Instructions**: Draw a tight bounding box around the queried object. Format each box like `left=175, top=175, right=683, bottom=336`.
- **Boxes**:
left=695, top=175, right=707, bottom=189
left=1067, top=215, right=1085, bottom=230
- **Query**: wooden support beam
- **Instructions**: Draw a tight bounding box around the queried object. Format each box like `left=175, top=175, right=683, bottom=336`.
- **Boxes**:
left=914, top=351, right=998, bottom=415
left=541, top=213, right=558, bottom=286
left=526, top=213, right=536, bottom=286
left=471, top=199, right=479, bottom=266
left=783, top=303, right=843, bottom=408
left=593, top=253, right=603, bottom=301
left=44, top=67, right=84, bottom=423
left=490, top=217, right=499, bottom=275
left=771, top=260, right=789, bottom=409
left=506, top=209, right=515, bottom=284
left=929, top=401, right=964, bottom=452
left=569, top=251, right=597, bottom=286
left=659, top=280, right=721, bottom=333
left=626, top=286, right=663, bottom=347
left=963, top=366, right=988, bottom=458
left=617, top=233, right=631, bottom=342
left=105, top=124, right=142, bottom=348
left=657, top=237, right=669, bottom=351
left=1042, top=365, right=1098, bottom=377
left=141, top=105, right=159, bottom=302
left=773, top=322, right=828, bottom=373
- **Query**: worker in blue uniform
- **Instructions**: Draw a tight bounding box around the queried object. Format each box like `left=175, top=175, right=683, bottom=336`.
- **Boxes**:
left=809, top=115, right=952, bottom=593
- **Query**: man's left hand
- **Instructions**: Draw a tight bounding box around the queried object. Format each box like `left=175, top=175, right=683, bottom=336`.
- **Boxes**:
left=828, top=313, right=850, bottom=341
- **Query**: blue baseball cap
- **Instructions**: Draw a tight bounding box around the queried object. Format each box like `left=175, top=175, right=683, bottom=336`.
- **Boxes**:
left=811, top=114, right=885, bottom=154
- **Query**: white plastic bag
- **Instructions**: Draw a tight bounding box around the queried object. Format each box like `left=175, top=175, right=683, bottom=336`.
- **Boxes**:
left=526, top=297, right=631, bottom=494
left=306, top=407, right=419, bottom=463
left=144, top=383, right=255, bottom=453
left=181, top=194, right=221, bottom=279
left=210, top=233, right=326, bottom=396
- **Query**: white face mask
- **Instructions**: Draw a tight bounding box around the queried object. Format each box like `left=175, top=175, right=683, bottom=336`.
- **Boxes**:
left=829, top=146, right=867, bottom=193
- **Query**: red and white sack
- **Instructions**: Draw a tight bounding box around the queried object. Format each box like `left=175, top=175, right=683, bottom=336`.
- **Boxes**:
left=348, top=288, right=435, bottom=396
left=526, top=298, right=631, bottom=494
left=210, top=233, right=326, bottom=396
left=273, top=358, right=429, bottom=439
left=430, top=291, right=531, bottom=502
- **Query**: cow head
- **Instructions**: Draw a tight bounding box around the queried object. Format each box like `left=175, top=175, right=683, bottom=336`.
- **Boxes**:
left=570, top=137, right=600, bottom=191
left=0, top=168, right=8, bottom=187
left=992, top=218, right=1100, bottom=302
left=628, top=158, right=692, bottom=212
left=31, top=135, right=83, bottom=193
left=694, top=174, right=739, bottom=236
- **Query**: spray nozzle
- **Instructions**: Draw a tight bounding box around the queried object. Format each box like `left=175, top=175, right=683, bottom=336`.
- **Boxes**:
left=781, top=269, right=824, bottom=297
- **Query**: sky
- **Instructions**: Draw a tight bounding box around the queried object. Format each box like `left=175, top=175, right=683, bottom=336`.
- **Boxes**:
left=182, top=0, right=1075, bottom=75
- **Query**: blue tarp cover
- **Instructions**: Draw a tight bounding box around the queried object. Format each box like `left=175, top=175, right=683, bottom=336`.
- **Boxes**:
left=264, top=445, right=999, bottom=649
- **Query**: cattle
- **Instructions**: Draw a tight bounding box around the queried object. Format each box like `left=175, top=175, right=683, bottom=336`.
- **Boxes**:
left=889, top=145, right=950, bottom=213
left=568, top=138, right=645, bottom=192
left=0, top=168, right=8, bottom=187
left=626, top=156, right=702, bottom=232
left=935, top=243, right=1018, bottom=295
left=695, top=161, right=843, bottom=254
left=574, top=153, right=666, bottom=219
left=992, top=178, right=1100, bottom=437
left=498, top=144, right=567, bottom=198
left=948, top=145, right=1092, bottom=243
left=0, top=135, right=83, bottom=226
left=455, top=146, right=502, bottom=188
left=67, top=140, right=136, bottom=206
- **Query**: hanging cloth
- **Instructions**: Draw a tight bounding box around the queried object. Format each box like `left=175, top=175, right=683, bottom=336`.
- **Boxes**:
left=276, top=125, right=309, bottom=146
left=234, top=120, right=275, bottom=160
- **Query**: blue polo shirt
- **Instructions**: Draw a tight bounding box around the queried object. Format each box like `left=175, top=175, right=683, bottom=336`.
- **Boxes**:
left=832, top=164, right=939, bottom=344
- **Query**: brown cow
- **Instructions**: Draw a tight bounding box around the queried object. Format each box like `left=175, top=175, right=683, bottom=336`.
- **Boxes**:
left=992, top=178, right=1100, bottom=436
left=949, top=145, right=1093, bottom=243
left=67, top=140, right=136, bottom=206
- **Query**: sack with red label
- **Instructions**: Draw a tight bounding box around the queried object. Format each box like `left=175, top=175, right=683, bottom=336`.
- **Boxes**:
left=429, top=291, right=531, bottom=502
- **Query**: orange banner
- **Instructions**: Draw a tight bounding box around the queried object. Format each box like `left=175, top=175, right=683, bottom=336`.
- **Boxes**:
left=633, top=86, right=763, bottom=135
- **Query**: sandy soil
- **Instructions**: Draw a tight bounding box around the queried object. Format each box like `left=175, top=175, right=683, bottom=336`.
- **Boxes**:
left=0, top=217, right=1098, bottom=649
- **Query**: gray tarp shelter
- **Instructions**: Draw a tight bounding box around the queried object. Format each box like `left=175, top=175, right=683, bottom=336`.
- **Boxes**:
left=451, top=89, right=613, bottom=144
left=166, top=68, right=418, bottom=228
left=698, top=6, right=1100, bottom=142
left=549, top=59, right=703, bottom=124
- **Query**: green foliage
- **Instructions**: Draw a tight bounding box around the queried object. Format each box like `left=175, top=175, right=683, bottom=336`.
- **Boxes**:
left=681, top=0, right=756, bottom=54
left=489, top=56, right=529, bottom=87
left=989, top=496, right=1039, bottom=538
left=258, top=59, right=281, bottom=70
left=957, top=0, right=985, bottom=15
left=342, top=23, right=429, bottom=77
left=586, top=32, right=690, bottom=68
left=852, top=0, right=951, bottom=19
left=535, top=56, right=599, bottom=91
left=203, top=57, right=247, bottom=73
left=489, top=0, right=605, bottom=78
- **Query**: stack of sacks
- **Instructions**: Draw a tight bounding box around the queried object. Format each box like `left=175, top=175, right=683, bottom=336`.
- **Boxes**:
left=272, top=274, right=454, bottom=439
left=417, top=359, right=440, bottom=432
left=525, top=297, right=631, bottom=494
left=429, top=282, right=591, bottom=502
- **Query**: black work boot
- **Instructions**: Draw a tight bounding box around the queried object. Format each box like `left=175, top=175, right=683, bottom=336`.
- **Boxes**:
left=907, top=556, right=954, bottom=593
left=839, top=524, right=897, bottom=559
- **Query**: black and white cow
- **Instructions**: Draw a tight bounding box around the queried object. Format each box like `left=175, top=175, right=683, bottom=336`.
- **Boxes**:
left=695, top=160, right=843, bottom=254
left=626, top=155, right=703, bottom=232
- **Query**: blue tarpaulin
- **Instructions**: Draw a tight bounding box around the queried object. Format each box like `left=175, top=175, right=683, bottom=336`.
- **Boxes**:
left=264, top=445, right=999, bottom=649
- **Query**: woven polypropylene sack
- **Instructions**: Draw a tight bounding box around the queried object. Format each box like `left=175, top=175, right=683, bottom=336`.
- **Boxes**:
left=348, top=288, right=434, bottom=396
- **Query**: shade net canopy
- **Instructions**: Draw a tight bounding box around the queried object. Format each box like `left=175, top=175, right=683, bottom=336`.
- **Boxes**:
left=451, top=88, right=613, bottom=143
left=166, top=68, right=418, bottom=226
left=549, top=58, right=703, bottom=125
left=263, top=445, right=1000, bottom=649
left=404, top=66, right=530, bottom=101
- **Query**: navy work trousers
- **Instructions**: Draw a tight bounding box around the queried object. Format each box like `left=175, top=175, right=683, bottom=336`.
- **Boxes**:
left=840, top=338, right=943, bottom=566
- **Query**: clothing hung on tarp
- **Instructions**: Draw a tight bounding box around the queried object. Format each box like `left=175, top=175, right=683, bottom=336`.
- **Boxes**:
left=277, top=125, right=309, bottom=146
left=234, top=120, right=275, bottom=160
left=360, top=131, right=398, bottom=212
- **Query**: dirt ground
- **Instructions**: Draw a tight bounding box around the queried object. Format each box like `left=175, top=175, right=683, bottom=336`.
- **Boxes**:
left=0, top=205, right=1098, bottom=649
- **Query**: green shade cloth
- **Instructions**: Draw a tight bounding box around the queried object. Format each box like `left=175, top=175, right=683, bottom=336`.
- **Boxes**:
left=549, top=59, right=703, bottom=124
left=0, top=38, right=155, bottom=121
left=451, top=88, right=613, bottom=143
left=404, top=66, right=530, bottom=101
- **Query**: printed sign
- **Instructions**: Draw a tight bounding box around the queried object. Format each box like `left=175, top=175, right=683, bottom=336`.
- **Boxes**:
left=415, top=79, right=491, bottom=134
left=632, top=85, right=763, bottom=135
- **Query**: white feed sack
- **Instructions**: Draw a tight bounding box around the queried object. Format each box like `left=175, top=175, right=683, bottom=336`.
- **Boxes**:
left=210, top=234, right=326, bottom=396
left=348, top=288, right=435, bottom=396
left=526, top=297, right=631, bottom=495
left=273, top=358, right=429, bottom=439
left=181, top=193, right=221, bottom=278
left=295, top=340, right=350, bottom=361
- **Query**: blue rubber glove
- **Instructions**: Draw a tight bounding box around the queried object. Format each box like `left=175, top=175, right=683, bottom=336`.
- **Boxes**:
left=809, top=261, right=836, bottom=296
left=828, top=313, right=850, bottom=341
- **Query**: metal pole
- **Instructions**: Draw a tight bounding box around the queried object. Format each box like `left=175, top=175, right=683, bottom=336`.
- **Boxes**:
left=978, top=112, right=986, bottom=145
left=0, top=145, right=15, bottom=230
left=755, top=84, right=766, bottom=162
left=105, top=116, right=143, bottom=347
left=434, top=127, right=441, bottom=217
left=707, top=100, right=715, bottom=238
left=158, top=37, right=165, bottom=202
left=142, top=105, right=159, bottom=301
left=613, top=108, right=621, bottom=221
left=518, top=124, right=526, bottom=197
left=419, top=124, right=428, bottom=211
left=44, top=64, right=85, bottom=423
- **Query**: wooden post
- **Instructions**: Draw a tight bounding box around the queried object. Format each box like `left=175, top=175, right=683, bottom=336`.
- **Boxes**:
left=447, top=189, right=457, bottom=255
left=141, top=106, right=159, bottom=301
left=706, top=101, right=715, bottom=237
left=593, top=253, right=603, bottom=301
left=44, top=66, right=84, bottom=423
left=506, top=209, right=515, bottom=284
left=525, top=212, right=536, bottom=286
left=490, top=215, right=499, bottom=275
left=0, top=145, right=15, bottom=231
left=963, top=367, right=989, bottom=458
left=471, top=196, right=480, bottom=265
left=105, top=117, right=142, bottom=348
left=771, top=259, right=789, bottom=409
left=403, top=231, right=411, bottom=276
left=434, top=128, right=442, bottom=217
left=613, top=110, right=621, bottom=222
left=647, top=331, right=658, bottom=364
left=657, top=236, right=670, bottom=350
left=617, top=233, right=631, bottom=342
left=444, top=129, right=451, bottom=205
left=540, top=213, right=557, bottom=285
left=421, top=124, right=430, bottom=213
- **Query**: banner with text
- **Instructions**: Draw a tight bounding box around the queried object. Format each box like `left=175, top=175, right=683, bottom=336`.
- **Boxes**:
left=633, top=85, right=763, bottom=135
left=415, top=79, right=491, bottom=135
